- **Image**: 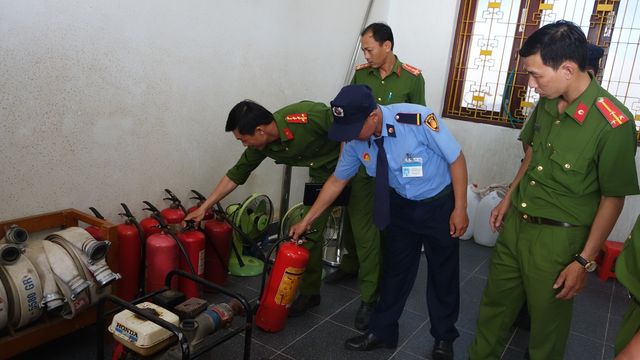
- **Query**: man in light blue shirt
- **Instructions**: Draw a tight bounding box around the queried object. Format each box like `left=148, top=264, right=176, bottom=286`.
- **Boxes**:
left=290, top=84, right=468, bottom=360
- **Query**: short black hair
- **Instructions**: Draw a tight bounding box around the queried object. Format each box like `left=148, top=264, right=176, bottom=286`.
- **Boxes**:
left=361, top=22, right=394, bottom=50
left=519, top=20, right=588, bottom=71
left=225, top=100, right=273, bottom=135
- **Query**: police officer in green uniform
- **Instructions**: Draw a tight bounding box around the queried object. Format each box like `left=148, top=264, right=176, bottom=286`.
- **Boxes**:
left=468, top=21, right=639, bottom=360
left=615, top=215, right=640, bottom=359
left=185, top=100, right=339, bottom=307
left=324, top=22, right=427, bottom=330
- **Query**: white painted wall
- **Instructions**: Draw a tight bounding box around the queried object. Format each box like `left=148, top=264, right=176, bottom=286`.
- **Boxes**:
left=0, top=0, right=637, bottom=240
left=0, top=0, right=374, bottom=222
left=387, top=0, right=639, bottom=240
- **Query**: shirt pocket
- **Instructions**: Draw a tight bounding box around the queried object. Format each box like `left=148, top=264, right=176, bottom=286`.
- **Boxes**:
left=548, top=149, right=592, bottom=194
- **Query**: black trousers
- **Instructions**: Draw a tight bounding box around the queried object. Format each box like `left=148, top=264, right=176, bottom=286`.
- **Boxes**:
left=369, top=187, right=460, bottom=345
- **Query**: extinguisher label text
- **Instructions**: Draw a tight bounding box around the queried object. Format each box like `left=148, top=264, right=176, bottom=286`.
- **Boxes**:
left=275, top=267, right=304, bottom=306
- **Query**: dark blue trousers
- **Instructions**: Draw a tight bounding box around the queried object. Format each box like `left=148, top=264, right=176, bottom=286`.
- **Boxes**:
left=369, top=187, right=460, bottom=345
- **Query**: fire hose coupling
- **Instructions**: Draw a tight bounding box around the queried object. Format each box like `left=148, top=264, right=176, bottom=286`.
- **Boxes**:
left=0, top=243, right=22, bottom=265
left=42, top=240, right=91, bottom=300
left=2, top=224, right=29, bottom=245
left=46, top=227, right=121, bottom=288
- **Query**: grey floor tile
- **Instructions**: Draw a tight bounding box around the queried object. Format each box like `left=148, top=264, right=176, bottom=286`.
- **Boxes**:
left=605, top=314, right=624, bottom=346
left=390, top=350, right=423, bottom=359
left=198, top=333, right=278, bottom=359
left=603, top=344, right=616, bottom=359
left=251, top=311, right=325, bottom=352
left=281, top=321, right=395, bottom=360
left=401, top=326, right=474, bottom=360
left=457, top=275, right=487, bottom=333
left=564, top=333, right=605, bottom=360
left=570, top=300, right=609, bottom=341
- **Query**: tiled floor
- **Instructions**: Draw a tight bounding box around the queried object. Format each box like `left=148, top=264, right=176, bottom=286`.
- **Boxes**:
left=15, top=240, right=629, bottom=359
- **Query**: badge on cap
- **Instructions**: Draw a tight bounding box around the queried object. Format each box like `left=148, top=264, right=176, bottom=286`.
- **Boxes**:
left=395, top=113, right=421, bottom=125
left=363, top=153, right=371, bottom=161
left=595, top=97, right=628, bottom=128
left=286, top=113, right=308, bottom=124
left=332, top=106, right=344, bottom=117
left=425, top=113, right=439, bottom=132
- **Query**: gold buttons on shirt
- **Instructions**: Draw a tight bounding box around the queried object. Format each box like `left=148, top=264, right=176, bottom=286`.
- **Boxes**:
left=522, top=214, right=528, bottom=219
left=547, top=143, right=552, bottom=147
left=381, top=80, right=385, bottom=84
left=521, top=202, right=527, bottom=208
left=564, top=163, right=571, bottom=169
left=530, top=180, right=536, bottom=186
left=309, top=162, right=314, bottom=166
left=378, top=97, right=382, bottom=102
left=537, top=165, right=543, bottom=171
left=554, top=120, right=561, bottom=125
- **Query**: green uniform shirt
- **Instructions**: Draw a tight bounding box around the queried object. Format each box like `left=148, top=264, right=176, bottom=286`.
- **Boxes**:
left=617, top=215, right=640, bottom=301
left=226, top=101, right=340, bottom=184
left=351, top=56, right=425, bottom=106
left=517, top=75, right=639, bottom=226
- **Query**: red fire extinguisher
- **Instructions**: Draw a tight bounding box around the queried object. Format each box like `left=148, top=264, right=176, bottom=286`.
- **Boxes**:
left=85, top=207, right=105, bottom=241
left=177, top=221, right=205, bottom=299
left=161, top=188, right=187, bottom=232
left=116, top=203, right=144, bottom=301
left=188, top=189, right=214, bottom=222
left=140, top=201, right=162, bottom=240
left=202, top=213, right=233, bottom=288
left=255, top=239, right=311, bottom=332
left=145, top=215, right=179, bottom=293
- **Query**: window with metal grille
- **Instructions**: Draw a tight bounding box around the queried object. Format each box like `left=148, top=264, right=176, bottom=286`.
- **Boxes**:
left=443, top=0, right=640, bottom=142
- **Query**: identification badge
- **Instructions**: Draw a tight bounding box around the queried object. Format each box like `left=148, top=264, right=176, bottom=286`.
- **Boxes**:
left=402, top=156, right=423, bottom=178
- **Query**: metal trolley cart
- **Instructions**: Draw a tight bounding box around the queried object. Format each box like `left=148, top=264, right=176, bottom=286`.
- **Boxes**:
left=96, top=269, right=252, bottom=360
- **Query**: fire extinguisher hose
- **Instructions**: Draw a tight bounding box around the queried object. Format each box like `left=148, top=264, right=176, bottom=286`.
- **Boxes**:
left=152, top=215, right=198, bottom=278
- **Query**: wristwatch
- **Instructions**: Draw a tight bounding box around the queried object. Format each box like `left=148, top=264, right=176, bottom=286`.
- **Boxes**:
left=574, top=254, right=597, bottom=272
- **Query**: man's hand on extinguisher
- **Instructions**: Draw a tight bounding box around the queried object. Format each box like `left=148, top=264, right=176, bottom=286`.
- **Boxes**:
left=289, top=220, right=312, bottom=241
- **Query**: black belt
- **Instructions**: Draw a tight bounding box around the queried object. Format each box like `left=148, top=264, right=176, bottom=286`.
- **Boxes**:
left=520, top=213, right=576, bottom=228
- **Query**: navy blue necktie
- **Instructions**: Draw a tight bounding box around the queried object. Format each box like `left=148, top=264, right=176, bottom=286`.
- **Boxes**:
left=374, top=137, right=390, bottom=229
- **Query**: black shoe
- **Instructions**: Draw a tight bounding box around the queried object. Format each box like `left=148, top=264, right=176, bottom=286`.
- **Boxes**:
left=345, top=332, right=396, bottom=351
left=288, top=294, right=320, bottom=317
left=324, top=269, right=356, bottom=284
left=354, top=301, right=376, bottom=330
left=431, top=340, right=453, bottom=360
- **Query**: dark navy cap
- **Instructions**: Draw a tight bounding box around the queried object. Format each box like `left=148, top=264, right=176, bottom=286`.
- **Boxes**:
left=329, top=85, right=377, bottom=142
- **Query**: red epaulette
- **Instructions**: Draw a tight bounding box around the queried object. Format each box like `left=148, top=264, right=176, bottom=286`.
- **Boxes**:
left=285, top=113, right=308, bottom=124
left=355, top=63, right=371, bottom=71
left=401, top=63, right=422, bottom=76
left=595, top=97, right=629, bottom=128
